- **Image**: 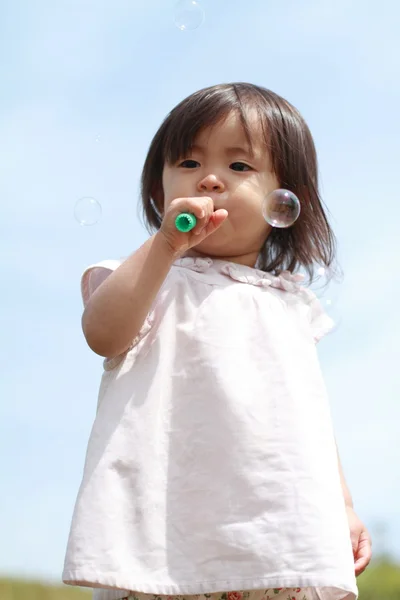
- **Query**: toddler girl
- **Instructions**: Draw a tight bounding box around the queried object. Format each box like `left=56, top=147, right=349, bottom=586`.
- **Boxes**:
left=63, top=83, right=358, bottom=600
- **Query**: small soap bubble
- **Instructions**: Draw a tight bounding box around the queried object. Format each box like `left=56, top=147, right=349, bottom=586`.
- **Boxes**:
left=310, top=266, right=342, bottom=332
left=174, top=0, right=205, bottom=30
left=321, top=297, right=342, bottom=333
left=262, top=189, right=301, bottom=228
left=95, top=134, right=101, bottom=143
left=74, top=197, right=102, bottom=226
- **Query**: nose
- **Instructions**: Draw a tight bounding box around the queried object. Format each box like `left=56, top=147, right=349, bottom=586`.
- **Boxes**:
left=197, top=173, right=225, bottom=193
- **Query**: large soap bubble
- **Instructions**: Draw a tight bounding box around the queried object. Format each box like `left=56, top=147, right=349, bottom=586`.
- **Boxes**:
left=262, top=189, right=300, bottom=228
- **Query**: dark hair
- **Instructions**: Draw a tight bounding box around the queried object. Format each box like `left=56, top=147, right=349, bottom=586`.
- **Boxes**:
left=140, top=82, right=338, bottom=281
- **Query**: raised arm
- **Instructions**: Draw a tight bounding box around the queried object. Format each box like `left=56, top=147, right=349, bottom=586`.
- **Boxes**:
left=82, top=196, right=227, bottom=359
left=82, top=232, right=175, bottom=358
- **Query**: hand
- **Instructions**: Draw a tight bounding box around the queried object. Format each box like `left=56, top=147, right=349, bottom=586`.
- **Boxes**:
left=159, top=196, right=228, bottom=257
left=346, top=506, right=372, bottom=577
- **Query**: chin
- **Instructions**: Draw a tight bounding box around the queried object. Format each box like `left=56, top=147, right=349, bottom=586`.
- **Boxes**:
left=194, top=237, right=237, bottom=259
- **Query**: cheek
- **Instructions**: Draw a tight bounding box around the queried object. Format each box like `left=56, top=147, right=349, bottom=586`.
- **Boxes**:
left=233, top=183, right=264, bottom=217
left=228, top=205, right=266, bottom=238
left=161, top=170, right=181, bottom=206
left=230, top=191, right=269, bottom=236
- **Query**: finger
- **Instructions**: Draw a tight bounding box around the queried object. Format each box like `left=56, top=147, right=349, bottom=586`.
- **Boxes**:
left=350, top=535, right=359, bottom=554
left=184, top=198, right=210, bottom=221
left=355, top=557, right=369, bottom=577
left=202, top=209, right=228, bottom=236
left=354, top=539, right=373, bottom=576
left=194, top=198, right=214, bottom=235
left=171, top=196, right=207, bottom=218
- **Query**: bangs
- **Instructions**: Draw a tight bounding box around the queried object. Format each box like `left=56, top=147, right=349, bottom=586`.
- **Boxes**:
left=162, top=84, right=272, bottom=166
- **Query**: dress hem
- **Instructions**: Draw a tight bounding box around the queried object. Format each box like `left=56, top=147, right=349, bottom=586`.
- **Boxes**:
left=62, top=569, right=358, bottom=599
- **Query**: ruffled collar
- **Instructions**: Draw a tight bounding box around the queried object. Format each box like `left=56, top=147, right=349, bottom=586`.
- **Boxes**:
left=174, top=256, right=305, bottom=294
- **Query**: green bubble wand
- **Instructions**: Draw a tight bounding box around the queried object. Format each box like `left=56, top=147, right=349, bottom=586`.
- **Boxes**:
left=175, top=213, right=197, bottom=233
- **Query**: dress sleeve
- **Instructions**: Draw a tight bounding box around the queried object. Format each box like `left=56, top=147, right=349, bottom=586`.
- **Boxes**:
left=81, top=259, right=123, bottom=307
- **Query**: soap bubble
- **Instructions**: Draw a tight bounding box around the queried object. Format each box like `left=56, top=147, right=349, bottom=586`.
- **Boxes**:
left=174, top=0, right=205, bottom=30
left=74, top=197, right=102, bottom=226
left=262, top=189, right=301, bottom=228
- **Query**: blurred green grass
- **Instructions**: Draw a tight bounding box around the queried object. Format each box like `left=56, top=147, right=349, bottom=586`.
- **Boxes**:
left=0, top=579, right=90, bottom=600
left=1, top=560, right=400, bottom=600
left=356, top=558, right=400, bottom=600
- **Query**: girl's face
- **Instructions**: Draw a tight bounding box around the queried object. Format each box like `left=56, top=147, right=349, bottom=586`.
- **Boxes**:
left=161, top=110, right=280, bottom=267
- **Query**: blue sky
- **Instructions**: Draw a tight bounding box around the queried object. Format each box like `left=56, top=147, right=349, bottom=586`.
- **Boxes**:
left=1, top=0, right=399, bottom=584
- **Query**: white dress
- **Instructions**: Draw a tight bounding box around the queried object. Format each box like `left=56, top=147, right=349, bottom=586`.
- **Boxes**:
left=62, top=257, right=358, bottom=600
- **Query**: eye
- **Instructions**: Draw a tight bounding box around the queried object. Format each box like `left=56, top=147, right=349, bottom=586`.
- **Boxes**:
left=179, top=159, right=200, bottom=168
left=230, top=162, right=252, bottom=172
